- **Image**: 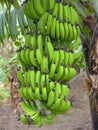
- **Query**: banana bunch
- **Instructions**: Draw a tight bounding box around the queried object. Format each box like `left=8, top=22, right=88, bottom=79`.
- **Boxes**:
left=38, top=12, right=80, bottom=41
left=52, top=2, right=78, bottom=24
left=17, top=0, right=81, bottom=127
left=23, top=0, right=56, bottom=21
left=23, top=0, right=45, bottom=21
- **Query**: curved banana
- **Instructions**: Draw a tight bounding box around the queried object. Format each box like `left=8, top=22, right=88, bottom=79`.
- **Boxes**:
left=60, top=85, right=70, bottom=100
left=36, top=49, right=43, bottom=65
left=52, top=2, right=58, bottom=17
left=55, top=20, right=60, bottom=40
left=45, top=37, right=54, bottom=62
left=41, top=56, right=49, bottom=73
left=49, top=63, right=57, bottom=79
left=58, top=2, right=63, bottom=21
left=33, top=0, right=45, bottom=17
left=46, top=14, right=53, bottom=35
left=54, top=82, right=61, bottom=100
left=30, top=34, right=37, bottom=49
left=64, top=22, right=69, bottom=40
left=59, top=22, right=65, bottom=41
left=30, top=70, right=36, bottom=90
left=20, top=114, right=28, bottom=124
left=37, top=34, right=43, bottom=55
left=54, top=65, right=64, bottom=80
left=47, top=90, right=55, bottom=107
left=29, top=50, right=38, bottom=67
left=38, top=12, right=48, bottom=35
left=50, top=16, right=57, bottom=39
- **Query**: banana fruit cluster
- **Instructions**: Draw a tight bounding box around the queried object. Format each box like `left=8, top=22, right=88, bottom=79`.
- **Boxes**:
left=23, top=0, right=79, bottom=41
left=17, top=34, right=81, bottom=126
left=17, top=0, right=81, bottom=127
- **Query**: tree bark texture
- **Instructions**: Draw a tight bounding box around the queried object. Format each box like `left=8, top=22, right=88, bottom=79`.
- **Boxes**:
left=82, top=23, right=98, bottom=130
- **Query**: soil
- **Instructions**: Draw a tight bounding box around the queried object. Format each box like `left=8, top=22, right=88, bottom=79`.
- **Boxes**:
left=0, top=72, right=92, bottom=130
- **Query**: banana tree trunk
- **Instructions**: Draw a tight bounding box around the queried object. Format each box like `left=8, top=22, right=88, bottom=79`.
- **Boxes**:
left=82, top=23, right=98, bottom=130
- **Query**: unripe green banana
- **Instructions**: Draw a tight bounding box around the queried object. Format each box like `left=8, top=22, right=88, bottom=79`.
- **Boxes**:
left=33, top=0, right=45, bottom=17
left=38, top=12, right=48, bottom=35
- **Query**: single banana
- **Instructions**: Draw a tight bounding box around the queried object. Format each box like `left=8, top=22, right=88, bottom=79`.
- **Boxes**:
left=55, top=20, right=60, bottom=40
left=64, top=52, right=69, bottom=66
left=49, top=63, right=57, bottom=79
left=54, top=65, right=64, bottom=80
left=36, top=49, right=43, bottom=65
left=20, top=114, right=28, bottom=124
left=35, top=86, right=41, bottom=100
left=47, top=90, right=55, bottom=107
left=35, top=70, right=41, bottom=87
left=59, top=50, right=65, bottom=66
left=58, top=2, right=63, bottom=21
left=41, top=56, right=49, bottom=74
left=33, top=0, right=45, bottom=17
left=71, top=37, right=81, bottom=50
left=30, top=70, right=36, bottom=90
left=38, top=12, right=48, bottom=35
left=54, top=82, right=62, bottom=100
left=59, top=22, right=65, bottom=41
left=37, top=34, right=44, bottom=55
left=30, top=34, right=37, bottom=49
left=52, top=50, right=60, bottom=69
left=50, top=16, right=57, bottom=39
left=47, top=14, right=53, bottom=35
left=17, top=71, right=25, bottom=85
left=60, top=85, right=70, bottom=100
left=52, top=2, right=59, bottom=18
left=29, top=50, right=38, bottom=67
left=68, top=23, right=73, bottom=41
left=42, top=86, right=47, bottom=101
left=27, top=87, right=35, bottom=100
left=45, top=37, right=54, bottom=62
left=64, top=21, right=69, bottom=40
left=48, top=0, right=55, bottom=10
left=63, top=5, right=70, bottom=21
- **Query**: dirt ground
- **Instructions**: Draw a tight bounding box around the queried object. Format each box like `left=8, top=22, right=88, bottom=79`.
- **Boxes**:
left=0, top=72, right=92, bottom=130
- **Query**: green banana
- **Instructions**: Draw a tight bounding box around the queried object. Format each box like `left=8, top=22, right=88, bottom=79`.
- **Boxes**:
left=54, top=82, right=61, bottom=100
left=52, top=2, right=59, bottom=18
left=50, top=16, right=56, bottom=39
left=45, top=37, right=54, bottom=62
left=49, top=63, right=57, bottom=79
left=60, top=85, right=70, bottom=100
left=30, top=70, right=36, bottom=90
left=71, top=37, right=81, bottom=50
left=33, top=0, right=45, bottom=17
left=38, top=12, right=48, bottom=35
left=52, top=50, right=60, bottom=68
left=20, top=101, right=38, bottom=115
left=47, top=90, right=55, bottom=107
left=37, top=34, right=44, bottom=55
left=47, top=14, right=53, bottom=35
left=36, top=49, right=43, bottom=65
left=29, top=0, right=39, bottom=20
left=20, top=114, right=28, bottom=124
left=41, top=56, right=49, bottom=73
left=59, top=22, right=65, bottom=41
left=64, top=22, right=69, bottom=40
left=54, top=65, right=64, bottom=80
left=29, top=50, right=38, bottom=67
left=30, top=34, right=37, bottom=49
left=58, top=2, right=63, bottom=21
left=48, top=0, right=55, bottom=10
left=55, top=20, right=60, bottom=40
left=17, top=71, right=25, bottom=85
